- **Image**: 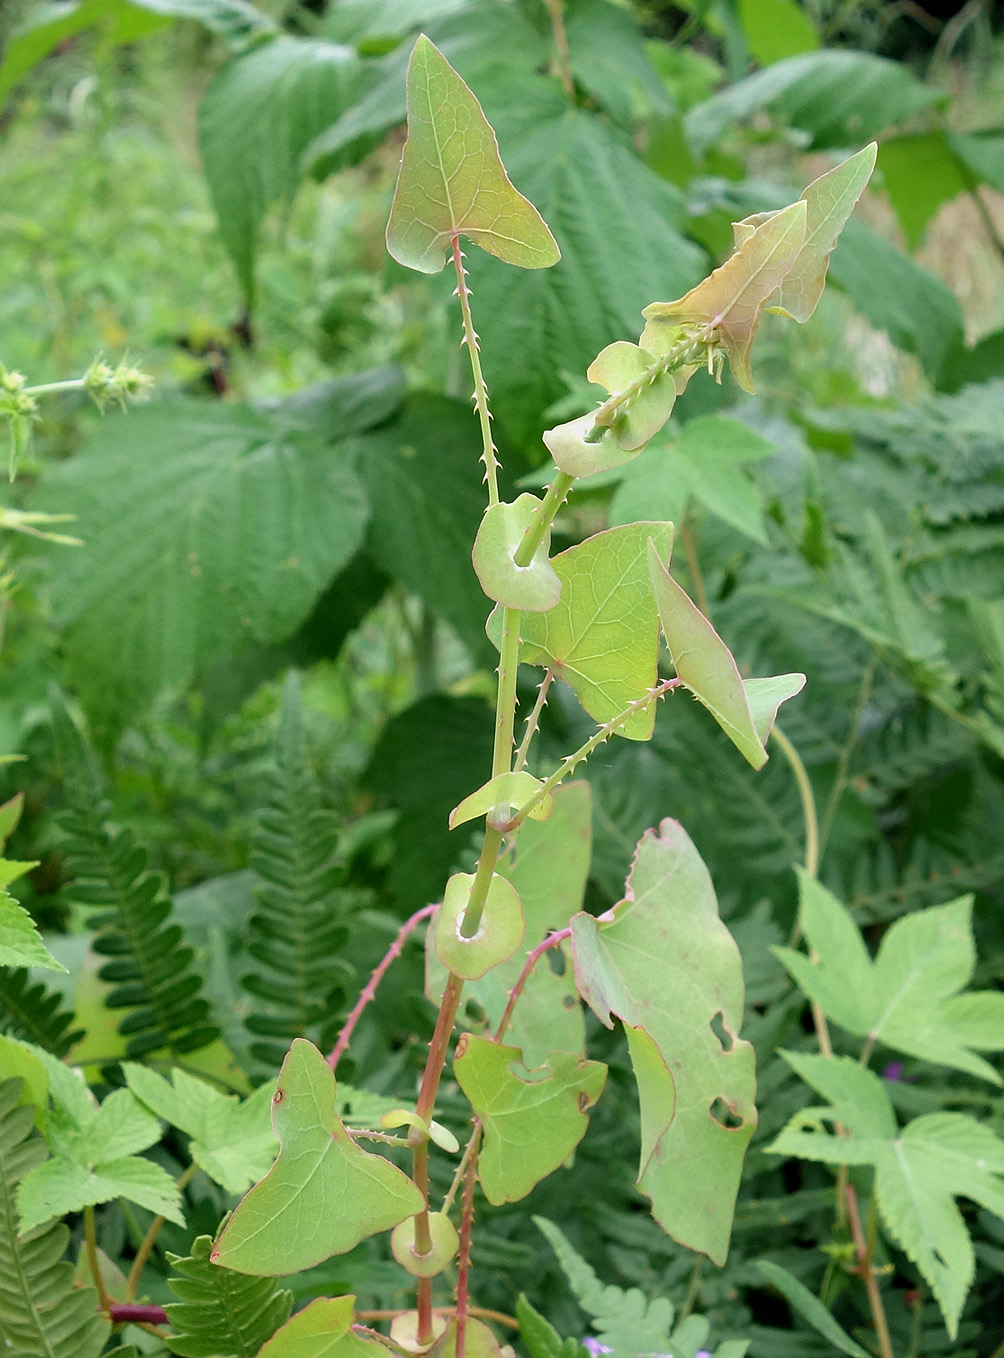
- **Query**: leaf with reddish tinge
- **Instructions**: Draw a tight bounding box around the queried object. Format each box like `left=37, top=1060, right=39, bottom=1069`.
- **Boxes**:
left=641, top=200, right=806, bottom=393
left=386, top=35, right=559, bottom=274
left=571, top=820, right=755, bottom=1264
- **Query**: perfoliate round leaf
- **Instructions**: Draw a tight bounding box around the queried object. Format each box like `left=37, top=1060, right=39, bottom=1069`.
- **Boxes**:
left=542, top=414, right=643, bottom=478
left=391, top=1211, right=460, bottom=1277
left=472, top=494, right=561, bottom=611
left=586, top=341, right=677, bottom=451
left=434, top=872, right=525, bottom=980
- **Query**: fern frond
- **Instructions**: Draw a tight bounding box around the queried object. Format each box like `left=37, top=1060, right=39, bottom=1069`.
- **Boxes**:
left=241, top=675, right=362, bottom=1067
left=164, top=1234, right=292, bottom=1357
left=50, top=693, right=218, bottom=1058
left=0, top=1078, right=110, bottom=1358
left=0, top=969, right=82, bottom=1056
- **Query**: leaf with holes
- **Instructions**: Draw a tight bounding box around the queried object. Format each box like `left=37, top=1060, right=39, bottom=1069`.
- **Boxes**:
left=571, top=820, right=755, bottom=1264
left=386, top=35, right=558, bottom=273
left=770, top=1052, right=1004, bottom=1338
left=775, top=877, right=1004, bottom=1083
left=519, top=523, right=674, bottom=740
left=212, top=1040, right=422, bottom=1275
left=454, top=1035, right=606, bottom=1204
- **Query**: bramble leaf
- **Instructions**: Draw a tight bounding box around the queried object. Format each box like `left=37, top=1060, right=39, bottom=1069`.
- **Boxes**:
left=386, top=35, right=559, bottom=274
left=257, top=1295, right=387, bottom=1357
left=641, top=200, right=806, bottom=393
left=649, top=544, right=804, bottom=769
left=770, top=1053, right=1004, bottom=1337
left=211, top=1040, right=423, bottom=1275
left=776, top=878, right=1004, bottom=1083
left=520, top=523, right=674, bottom=740
left=472, top=495, right=561, bottom=612
left=572, top=820, right=755, bottom=1263
left=0, top=868, right=65, bottom=973
left=123, top=1064, right=278, bottom=1196
left=454, top=1035, right=605, bottom=1204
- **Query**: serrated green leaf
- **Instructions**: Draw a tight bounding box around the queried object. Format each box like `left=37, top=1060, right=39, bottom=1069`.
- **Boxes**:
left=564, top=0, right=674, bottom=126
left=755, top=1260, right=871, bottom=1358
left=123, top=1064, right=278, bottom=1195
left=449, top=772, right=552, bottom=830
left=164, top=1235, right=292, bottom=1358
left=571, top=820, right=755, bottom=1264
left=212, top=1039, right=423, bottom=1275
left=776, top=878, right=1004, bottom=1083
left=257, top=1295, right=386, bottom=1357
left=0, top=792, right=24, bottom=843
left=36, top=401, right=368, bottom=720
left=386, top=35, right=558, bottom=274
left=0, top=884, right=66, bottom=972
left=780, top=1052, right=897, bottom=1140
left=520, top=523, right=674, bottom=740
left=769, top=1066, right=1004, bottom=1337
left=642, top=200, right=806, bottom=394
left=200, top=36, right=362, bottom=302
left=649, top=545, right=804, bottom=768
left=685, top=49, right=938, bottom=153
left=516, top=1295, right=587, bottom=1358
left=18, top=1152, right=183, bottom=1235
left=454, top=1035, right=605, bottom=1204
left=877, top=132, right=965, bottom=250
left=472, top=494, right=561, bottom=612
left=738, top=0, right=819, bottom=65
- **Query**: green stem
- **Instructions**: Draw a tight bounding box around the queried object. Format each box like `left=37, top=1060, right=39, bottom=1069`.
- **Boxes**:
left=516, top=473, right=573, bottom=566
left=452, top=235, right=499, bottom=506
left=492, top=608, right=521, bottom=779
left=22, top=378, right=86, bottom=397
left=84, top=1206, right=112, bottom=1315
left=770, top=725, right=819, bottom=879
left=125, top=1162, right=198, bottom=1301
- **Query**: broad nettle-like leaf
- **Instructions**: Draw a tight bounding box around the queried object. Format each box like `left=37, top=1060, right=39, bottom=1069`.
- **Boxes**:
left=649, top=544, right=805, bottom=769
left=257, top=1295, right=388, bottom=1358
left=519, top=523, right=674, bottom=740
left=454, top=1034, right=606, bottom=1204
left=212, top=1039, right=423, bottom=1275
left=771, top=1052, right=1004, bottom=1337
left=386, top=35, right=559, bottom=273
left=877, top=131, right=968, bottom=249
left=732, top=144, right=876, bottom=323
left=571, top=820, right=756, bottom=1264
left=123, top=1064, right=278, bottom=1196
left=776, top=875, right=1004, bottom=1083
left=641, top=200, right=806, bottom=393
left=17, top=1080, right=183, bottom=1234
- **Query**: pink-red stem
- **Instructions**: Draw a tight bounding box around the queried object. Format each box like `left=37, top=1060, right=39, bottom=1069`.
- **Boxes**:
left=329, top=903, right=438, bottom=1071
left=494, top=929, right=572, bottom=1043
left=455, top=1124, right=482, bottom=1358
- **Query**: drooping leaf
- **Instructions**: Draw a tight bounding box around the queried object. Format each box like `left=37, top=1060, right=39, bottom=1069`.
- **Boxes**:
left=472, top=494, right=561, bottom=612
left=164, top=1235, right=292, bottom=1358
left=36, top=402, right=368, bottom=720
left=641, top=200, right=806, bottom=394
left=571, top=820, right=756, bottom=1264
left=775, top=876, right=1004, bottom=1083
left=519, top=523, right=674, bottom=740
left=0, top=1079, right=111, bottom=1358
left=212, top=1040, right=423, bottom=1275
left=454, top=1035, right=605, bottom=1204
left=610, top=414, right=775, bottom=542
left=770, top=1052, right=1004, bottom=1337
left=200, top=36, right=362, bottom=303
left=123, top=1065, right=277, bottom=1196
left=386, top=35, right=558, bottom=274
left=737, top=0, right=819, bottom=65
left=257, top=1296, right=388, bottom=1358
left=877, top=132, right=966, bottom=250
left=649, top=545, right=804, bottom=769
left=754, top=1260, right=872, bottom=1358
left=685, top=49, right=938, bottom=153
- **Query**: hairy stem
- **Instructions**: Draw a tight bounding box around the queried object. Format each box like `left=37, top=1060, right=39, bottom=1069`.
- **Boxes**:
left=328, top=904, right=438, bottom=1071
left=452, top=236, right=499, bottom=505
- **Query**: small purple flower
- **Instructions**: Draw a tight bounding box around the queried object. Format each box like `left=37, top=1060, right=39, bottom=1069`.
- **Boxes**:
left=582, top=1342, right=613, bottom=1357
left=697, top=1351, right=712, bottom=1357
left=882, top=1062, right=915, bottom=1083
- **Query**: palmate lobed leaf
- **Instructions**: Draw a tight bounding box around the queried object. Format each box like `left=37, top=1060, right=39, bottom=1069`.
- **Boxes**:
left=771, top=1052, right=1004, bottom=1337
left=454, top=1034, right=606, bottom=1204
left=776, top=874, right=1004, bottom=1083
left=571, top=820, right=756, bottom=1265
left=386, top=34, right=559, bottom=274
left=211, top=1039, right=422, bottom=1276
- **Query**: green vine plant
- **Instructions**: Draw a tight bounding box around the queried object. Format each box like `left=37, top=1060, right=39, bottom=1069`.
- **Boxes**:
left=5, top=31, right=1003, bottom=1358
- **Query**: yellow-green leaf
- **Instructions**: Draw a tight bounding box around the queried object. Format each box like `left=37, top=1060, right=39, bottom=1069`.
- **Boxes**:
left=257, top=1296, right=387, bottom=1358
left=385, top=35, right=559, bottom=274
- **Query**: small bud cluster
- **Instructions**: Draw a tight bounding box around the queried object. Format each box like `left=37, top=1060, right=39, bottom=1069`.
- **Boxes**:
left=83, top=356, right=155, bottom=412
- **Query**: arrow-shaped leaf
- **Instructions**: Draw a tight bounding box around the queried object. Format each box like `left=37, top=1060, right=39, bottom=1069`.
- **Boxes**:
left=212, top=1039, right=423, bottom=1275
left=257, top=1295, right=388, bottom=1358
left=454, top=1035, right=606, bottom=1204
left=386, top=35, right=559, bottom=274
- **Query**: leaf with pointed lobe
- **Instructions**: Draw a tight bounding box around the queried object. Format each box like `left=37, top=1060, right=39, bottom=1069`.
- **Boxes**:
left=386, top=35, right=559, bottom=274
left=257, top=1295, right=388, bottom=1358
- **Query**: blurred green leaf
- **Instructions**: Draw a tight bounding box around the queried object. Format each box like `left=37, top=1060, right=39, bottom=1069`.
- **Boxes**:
left=737, top=0, right=819, bottom=66
left=565, top=0, right=674, bottom=125
left=878, top=132, right=967, bottom=249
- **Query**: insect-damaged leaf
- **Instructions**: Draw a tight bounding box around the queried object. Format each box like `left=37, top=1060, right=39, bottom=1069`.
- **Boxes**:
left=641, top=200, right=806, bottom=393
left=571, top=820, right=755, bottom=1264
left=733, top=145, right=876, bottom=323
left=648, top=544, right=804, bottom=769
left=211, top=1040, right=422, bottom=1275
left=454, top=1035, right=606, bottom=1204
left=386, top=35, right=559, bottom=274
left=520, top=523, right=674, bottom=740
